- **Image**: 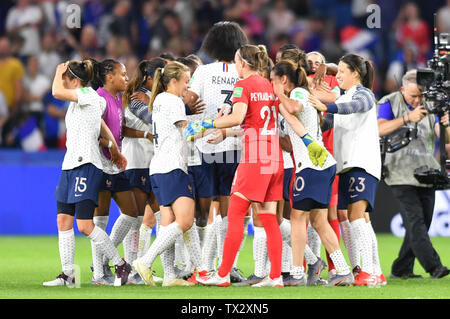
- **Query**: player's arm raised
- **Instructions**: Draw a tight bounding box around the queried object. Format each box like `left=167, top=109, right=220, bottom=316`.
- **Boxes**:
left=52, top=62, right=78, bottom=102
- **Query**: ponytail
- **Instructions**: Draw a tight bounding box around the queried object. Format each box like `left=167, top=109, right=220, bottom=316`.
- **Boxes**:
left=148, top=61, right=190, bottom=111
left=123, top=57, right=167, bottom=108
left=339, top=53, right=374, bottom=90
left=362, top=60, right=374, bottom=90
left=238, top=44, right=269, bottom=72
left=89, top=58, right=121, bottom=90
left=63, top=59, right=96, bottom=87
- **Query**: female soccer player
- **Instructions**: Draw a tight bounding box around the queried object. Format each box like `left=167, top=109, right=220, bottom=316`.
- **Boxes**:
left=88, top=58, right=140, bottom=285
left=132, top=62, right=206, bottom=287
left=306, top=50, right=343, bottom=279
left=272, top=60, right=353, bottom=286
left=309, top=53, right=382, bottom=286
left=121, top=57, right=167, bottom=284
left=193, top=45, right=329, bottom=287
left=43, top=60, right=131, bottom=287
left=184, top=21, right=249, bottom=282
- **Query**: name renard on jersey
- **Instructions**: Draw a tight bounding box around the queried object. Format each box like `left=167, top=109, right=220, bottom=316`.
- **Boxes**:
left=250, top=92, right=277, bottom=102
left=211, top=75, right=240, bottom=86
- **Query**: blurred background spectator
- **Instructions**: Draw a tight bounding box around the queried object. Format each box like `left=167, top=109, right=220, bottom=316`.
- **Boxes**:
left=0, top=0, right=448, bottom=151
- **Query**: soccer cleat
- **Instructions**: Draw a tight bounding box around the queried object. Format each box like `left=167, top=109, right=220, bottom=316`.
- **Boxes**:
left=91, top=275, right=114, bottom=286
left=283, top=274, right=307, bottom=287
left=114, top=259, right=132, bottom=287
left=174, top=266, right=194, bottom=280
left=230, top=267, right=246, bottom=283
left=377, top=274, right=387, bottom=286
left=197, top=271, right=230, bottom=287
left=43, top=273, right=75, bottom=287
left=152, top=274, right=163, bottom=283
left=326, top=272, right=354, bottom=286
left=307, top=257, right=327, bottom=286
left=232, top=274, right=265, bottom=286
left=251, top=275, right=284, bottom=287
left=354, top=270, right=375, bottom=286
left=352, top=265, right=362, bottom=276
left=162, top=277, right=196, bottom=287
left=127, top=272, right=145, bottom=285
left=132, top=259, right=156, bottom=286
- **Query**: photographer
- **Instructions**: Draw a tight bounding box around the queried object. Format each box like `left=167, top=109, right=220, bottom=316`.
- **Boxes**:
left=377, top=69, right=450, bottom=279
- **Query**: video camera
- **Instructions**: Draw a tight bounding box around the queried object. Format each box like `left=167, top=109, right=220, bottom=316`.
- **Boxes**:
left=414, top=14, right=450, bottom=189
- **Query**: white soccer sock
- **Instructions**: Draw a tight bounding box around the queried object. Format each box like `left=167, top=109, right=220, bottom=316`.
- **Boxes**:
left=217, top=216, right=227, bottom=266
left=340, top=219, right=360, bottom=270
left=154, top=211, right=161, bottom=236
left=304, top=244, right=318, bottom=265
left=196, top=224, right=207, bottom=249
left=233, top=215, right=250, bottom=268
left=280, top=219, right=293, bottom=273
left=138, top=222, right=153, bottom=258
left=350, top=218, right=373, bottom=274
left=159, top=225, right=176, bottom=279
left=201, top=222, right=217, bottom=271
left=88, top=226, right=123, bottom=266
left=367, top=221, right=382, bottom=276
left=329, top=249, right=351, bottom=275
left=183, top=224, right=205, bottom=272
left=253, top=226, right=268, bottom=278
left=59, top=229, right=75, bottom=276
left=110, top=214, right=137, bottom=249
left=102, top=214, right=137, bottom=265
left=291, top=265, right=305, bottom=279
left=124, top=215, right=142, bottom=266
left=174, top=233, right=188, bottom=269
left=91, top=216, right=109, bottom=279
left=161, top=245, right=176, bottom=280
left=140, top=221, right=183, bottom=268
left=307, top=222, right=321, bottom=257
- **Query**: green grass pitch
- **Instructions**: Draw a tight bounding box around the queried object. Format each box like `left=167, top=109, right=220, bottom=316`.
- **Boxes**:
left=1, top=234, right=449, bottom=299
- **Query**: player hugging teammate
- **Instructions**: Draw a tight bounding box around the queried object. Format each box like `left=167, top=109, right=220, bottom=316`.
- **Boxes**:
left=43, top=20, right=384, bottom=288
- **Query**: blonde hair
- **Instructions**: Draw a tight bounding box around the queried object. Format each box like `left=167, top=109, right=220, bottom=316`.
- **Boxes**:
left=148, top=61, right=190, bottom=111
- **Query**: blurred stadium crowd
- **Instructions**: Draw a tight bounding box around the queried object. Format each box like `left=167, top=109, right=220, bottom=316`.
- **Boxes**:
left=0, top=0, right=449, bottom=151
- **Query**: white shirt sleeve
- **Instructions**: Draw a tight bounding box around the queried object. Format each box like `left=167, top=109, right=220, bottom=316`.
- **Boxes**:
left=189, top=65, right=204, bottom=97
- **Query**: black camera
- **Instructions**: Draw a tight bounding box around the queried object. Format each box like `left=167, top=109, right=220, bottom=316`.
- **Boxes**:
left=414, top=14, right=450, bottom=189
left=417, top=33, right=450, bottom=115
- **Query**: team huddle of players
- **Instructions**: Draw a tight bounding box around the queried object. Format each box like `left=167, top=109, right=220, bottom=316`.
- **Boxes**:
left=43, top=21, right=384, bottom=288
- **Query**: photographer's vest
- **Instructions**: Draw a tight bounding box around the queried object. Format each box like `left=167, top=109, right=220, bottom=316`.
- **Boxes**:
left=378, top=91, right=440, bottom=187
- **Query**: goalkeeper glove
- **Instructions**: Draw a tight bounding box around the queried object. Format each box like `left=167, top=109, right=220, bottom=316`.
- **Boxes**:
left=301, top=133, right=328, bottom=167
left=184, top=120, right=215, bottom=141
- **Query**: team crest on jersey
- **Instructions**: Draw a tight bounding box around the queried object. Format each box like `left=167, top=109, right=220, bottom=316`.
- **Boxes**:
left=105, top=179, right=112, bottom=188
left=187, top=184, right=193, bottom=194
left=141, top=176, right=146, bottom=186
left=233, top=87, right=243, bottom=97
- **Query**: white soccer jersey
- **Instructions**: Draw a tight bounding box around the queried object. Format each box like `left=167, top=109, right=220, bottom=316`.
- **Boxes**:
left=149, top=92, right=188, bottom=175
left=122, top=106, right=154, bottom=170
left=189, top=62, right=241, bottom=154
left=62, top=87, right=106, bottom=171
left=287, top=87, right=336, bottom=172
left=278, top=113, right=294, bottom=169
left=333, top=85, right=381, bottom=179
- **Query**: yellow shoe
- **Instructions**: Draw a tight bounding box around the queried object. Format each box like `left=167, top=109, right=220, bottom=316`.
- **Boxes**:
left=132, top=259, right=156, bottom=286
left=162, top=277, right=195, bottom=287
